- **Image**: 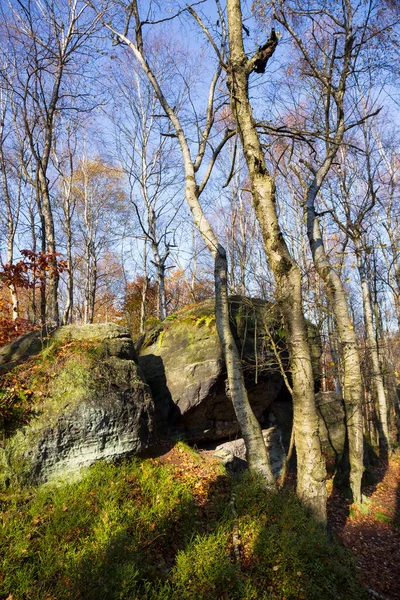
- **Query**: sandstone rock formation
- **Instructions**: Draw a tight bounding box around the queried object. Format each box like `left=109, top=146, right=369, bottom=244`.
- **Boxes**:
left=0, top=324, right=154, bottom=487
left=137, top=296, right=319, bottom=443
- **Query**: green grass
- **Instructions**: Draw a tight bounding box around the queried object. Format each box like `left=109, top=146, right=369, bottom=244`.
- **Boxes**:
left=0, top=449, right=368, bottom=600
left=374, top=511, right=391, bottom=523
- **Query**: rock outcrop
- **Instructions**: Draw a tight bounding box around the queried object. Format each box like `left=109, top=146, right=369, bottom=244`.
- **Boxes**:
left=0, top=324, right=154, bottom=487
left=138, top=296, right=320, bottom=443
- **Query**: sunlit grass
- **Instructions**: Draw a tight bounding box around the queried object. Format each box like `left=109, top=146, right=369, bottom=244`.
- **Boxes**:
left=0, top=448, right=368, bottom=600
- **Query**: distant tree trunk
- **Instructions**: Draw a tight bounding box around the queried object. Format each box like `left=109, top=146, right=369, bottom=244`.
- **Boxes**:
left=327, top=309, right=342, bottom=395
left=88, top=253, right=97, bottom=324
left=62, top=214, right=74, bottom=325
left=1, top=113, right=20, bottom=321
left=36, top=189, right=47, bottom=328
left=140, top=240, right=149, bottom=334
left=6, top=230, right=19, bottom=322
left=157, top=262, right=166, bottom=321
left=355, top=236, right=390, bottom=453
left=150, top=238, right=168, bottom=321
left=226, top=0, right=326, bottom=521
left=84, top=243, right=91, bottom=324
left=84, top=241, right=97, bottom=325
left=306, top=201, right=364, bottom=504
left=28, top=203, right=37, bottom=325
left=38, top=169, right=59, bottom=326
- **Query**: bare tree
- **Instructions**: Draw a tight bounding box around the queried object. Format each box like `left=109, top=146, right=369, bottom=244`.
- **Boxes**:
left=0, top=0, right=101, bottom=325
left=254, top=0, right=399, bottom=501
left=225, top=0, right=327, bottom=521
left=328, top=133, right=392, bottom=453
left=72, top=156, right=126, bottom=324
left=109, top=54, right=183, bottom=320
left=0, top=85, right=21, bottom=321
left=98, top=0, right=276, bottom=485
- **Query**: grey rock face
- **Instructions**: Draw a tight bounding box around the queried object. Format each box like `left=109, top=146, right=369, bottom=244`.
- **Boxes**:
left=214, top=427, right=286, bottom=477
left=1, top=325, right=154, bottom=487
left=138, top=297, right=287, bottom=443
left=315, top=391, right=346, bottom=463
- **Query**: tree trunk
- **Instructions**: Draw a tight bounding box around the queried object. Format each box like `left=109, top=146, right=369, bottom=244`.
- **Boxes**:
left=151, top=239, right=167, bottom=321
left=355, top=237, right=390, bottom=453
left=185, top=179, right=276, bottom=487
left=62, top=215, right=73, bottom=325
left=327, top=309, right=342, bottom=395
left=226, top=0, right=326, bottom=521
left=116, top=2, right=276, bottom=487
left=215, top=244, right=275, bottom=480
left=140, top=240, right=148, bottom=334
left=306, top=201, right=364, bottom=504
left=89, top=255, right=97, bottom=324
left=7, top=237, right=19, bottom=322
left=36, top=194, right=47, bottom=328
left=28, top=205, right=37, bottom=325
left=38, top=169, right=59, bottom=326
left=157, top=263, right=166, bottom=321
left=84, top=243, right=91, bottom=325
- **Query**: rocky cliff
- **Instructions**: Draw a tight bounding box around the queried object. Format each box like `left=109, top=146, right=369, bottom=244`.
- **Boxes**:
left=0, top=299, right=342, bottom=487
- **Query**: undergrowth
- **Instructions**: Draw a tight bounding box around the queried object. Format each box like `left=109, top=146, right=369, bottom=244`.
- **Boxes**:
left=0, top=446, right=368, bottom=600
left=0, top=339, right=102, bottom=434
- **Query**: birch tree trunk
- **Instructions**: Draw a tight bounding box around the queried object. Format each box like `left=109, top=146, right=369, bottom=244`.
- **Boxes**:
left=38, top=169, right=59, bottom=326
left=140, top=240, right=149, bottom=334
left=106, top=4, right=276, bottom=486
left=62, top=214, right=73, bottom=326
left=0, top=106, right=20, bottom=321
left=226, top=0, right=327, bottom=521
left=150, top=237, right=168, bottom=321
left=355, top=237, right=390, bottom=454
left=306, top=202, right=364, bottom=503
left=36, top=190, right=47, bottom=327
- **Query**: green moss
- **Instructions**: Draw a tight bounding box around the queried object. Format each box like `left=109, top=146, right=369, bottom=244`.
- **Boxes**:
left=0, top=338, right=125, bottom=488
left=50, top=356, right=96, bottom=411
left=157, top=330, right=165, bottom=349
left=194, top=314, right=216, bottom=329
left=0, top=450, right=367, bottom=600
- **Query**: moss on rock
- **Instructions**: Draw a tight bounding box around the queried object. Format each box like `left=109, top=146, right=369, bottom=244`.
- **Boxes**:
left=0, top=325, right=154, bottom=489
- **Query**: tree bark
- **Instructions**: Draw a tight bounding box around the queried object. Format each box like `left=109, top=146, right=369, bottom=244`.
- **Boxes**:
left=6, top=234, right=19, bottom=322
left=62, top=220, right=73, bottom=326
left=226, top=0, right=327, bottom=521
left=355, top=237, right=390, bottom=453
left=38, top=168, right=59, bottom=326
left=110, top=4, right=276, bottom=486
left=214, top=244, right=276, bottom=479
left=306, top=201, right=364, bottom=503
left=140, top=240, right=149, bottom=334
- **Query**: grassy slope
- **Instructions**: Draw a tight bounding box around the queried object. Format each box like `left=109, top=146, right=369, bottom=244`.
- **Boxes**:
left=0, top=444, right=368, bottom=600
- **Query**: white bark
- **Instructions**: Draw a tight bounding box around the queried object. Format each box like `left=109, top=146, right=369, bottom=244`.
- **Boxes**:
left=226, top=0, right=327, bottom=521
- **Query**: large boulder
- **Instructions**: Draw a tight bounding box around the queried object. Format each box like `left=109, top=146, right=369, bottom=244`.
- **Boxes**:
left=0, top=324, right=154, bottom=487
left=137, top=296, right=320, bottom=443
left=263, top=392, right=347, bottom=471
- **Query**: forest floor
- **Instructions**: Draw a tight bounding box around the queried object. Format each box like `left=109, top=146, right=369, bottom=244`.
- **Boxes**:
left=2, top=440, right=398, bottom=600
left=328, top=453, right=400, bottom=600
